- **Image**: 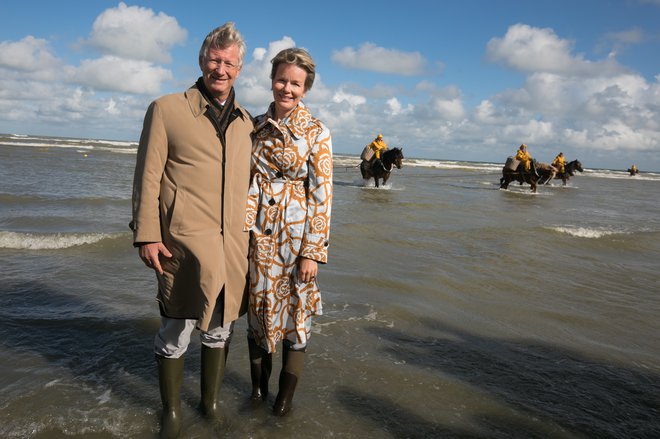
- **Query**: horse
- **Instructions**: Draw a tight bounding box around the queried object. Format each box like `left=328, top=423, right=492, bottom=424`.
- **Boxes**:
left=500, top=159, right=542, bottom=193
left=540, top=160, right=583, bottom=185
left=360, top=147, right=404, bottom=188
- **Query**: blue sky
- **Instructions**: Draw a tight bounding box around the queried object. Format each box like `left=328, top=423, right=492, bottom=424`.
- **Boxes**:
left=1, top=0, right=659, bottom=170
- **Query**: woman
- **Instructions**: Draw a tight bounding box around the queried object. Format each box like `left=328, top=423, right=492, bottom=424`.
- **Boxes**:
left=244, top=48, right=333, bottom=416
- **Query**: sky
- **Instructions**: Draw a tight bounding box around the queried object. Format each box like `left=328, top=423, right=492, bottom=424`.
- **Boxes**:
left=1, top=0, right=659, bottom=171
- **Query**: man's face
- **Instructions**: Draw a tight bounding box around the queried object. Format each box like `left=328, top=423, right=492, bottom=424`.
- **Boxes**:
left=200, top=45, right=241, bottom=101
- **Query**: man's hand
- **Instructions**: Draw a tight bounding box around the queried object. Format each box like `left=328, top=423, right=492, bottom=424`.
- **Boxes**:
left=138, top=242, right=172, bottom=275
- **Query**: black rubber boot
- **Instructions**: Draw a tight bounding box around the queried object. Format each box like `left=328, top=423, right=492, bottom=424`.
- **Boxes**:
left=248, top=337, right=272, bottom=401
left=156, top=355, right=184, bottom=439
left=273, top=344, right=305, bottom=416
left=199, top=345, right=227, bottom=420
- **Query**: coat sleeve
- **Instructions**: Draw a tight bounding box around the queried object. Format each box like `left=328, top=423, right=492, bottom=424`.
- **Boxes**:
left=299, top=124, right=333, bottom=264
left=130, top=101, right=169, bottom=245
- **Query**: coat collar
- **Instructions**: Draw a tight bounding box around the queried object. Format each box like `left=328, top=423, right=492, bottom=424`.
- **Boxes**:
left=185, top=82, right=251, bottom=121
left=257, top=101, right=312, bottom=140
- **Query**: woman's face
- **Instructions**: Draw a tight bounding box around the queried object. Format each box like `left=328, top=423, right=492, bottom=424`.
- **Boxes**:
left=272, top=63, right=307, bottom=120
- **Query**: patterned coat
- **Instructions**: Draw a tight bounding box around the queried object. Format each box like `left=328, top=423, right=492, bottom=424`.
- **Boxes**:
left=244, top=102, right=333, bottom=353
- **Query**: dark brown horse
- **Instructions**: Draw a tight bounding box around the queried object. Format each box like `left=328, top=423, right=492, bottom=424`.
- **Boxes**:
left=540, top=160, right=584, bottom=185
left=500, top=159, right=542, bottom=193
left=360, top=147, right=404, bottom=188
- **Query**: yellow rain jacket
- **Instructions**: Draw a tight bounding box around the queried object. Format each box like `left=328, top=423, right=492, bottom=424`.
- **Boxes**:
left=368, top=138, right=388, bottom=159
left=515, top=148, right=532, bottom=172
left=552, top=154, right=565, bottom=173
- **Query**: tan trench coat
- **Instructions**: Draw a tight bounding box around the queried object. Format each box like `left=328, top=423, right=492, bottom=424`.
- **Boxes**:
left=131, top=84, right=254, bottom=331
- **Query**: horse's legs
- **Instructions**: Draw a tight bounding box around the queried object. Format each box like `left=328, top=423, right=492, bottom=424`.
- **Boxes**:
left=360, top=162, right=368, bottom=180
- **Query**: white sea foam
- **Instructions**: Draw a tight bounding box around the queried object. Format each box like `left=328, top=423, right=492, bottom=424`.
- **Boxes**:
left=0, top=231, right=122, bottom=250
left=549, top=226, right=624, bottom=238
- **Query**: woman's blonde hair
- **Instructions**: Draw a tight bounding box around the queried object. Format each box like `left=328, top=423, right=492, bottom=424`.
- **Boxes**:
left=270, top=48, right=316, bottom=91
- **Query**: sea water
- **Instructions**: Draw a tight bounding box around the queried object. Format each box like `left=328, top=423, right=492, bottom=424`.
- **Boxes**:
left=1, top=133, right=659, bottom=438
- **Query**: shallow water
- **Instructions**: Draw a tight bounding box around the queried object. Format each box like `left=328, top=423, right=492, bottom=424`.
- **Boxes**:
left=1, top=134, right=659, bottom=438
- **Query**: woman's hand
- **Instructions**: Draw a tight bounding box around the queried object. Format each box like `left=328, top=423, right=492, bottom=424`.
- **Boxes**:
left=297, top=257, right=318, bottom=283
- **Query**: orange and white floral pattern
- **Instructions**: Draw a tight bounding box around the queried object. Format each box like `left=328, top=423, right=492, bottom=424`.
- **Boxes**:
left=244, top=102, right=332, bottom=353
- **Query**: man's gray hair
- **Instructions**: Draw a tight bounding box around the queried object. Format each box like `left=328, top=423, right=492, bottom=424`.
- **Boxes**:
left=198, top=22, right=246, bottom=67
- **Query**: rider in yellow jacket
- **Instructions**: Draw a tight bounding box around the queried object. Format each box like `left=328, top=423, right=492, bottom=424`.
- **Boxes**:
left=368, top=134, right=389, bottom=160
left=552, top=152, right=565, bottom=173
left=515, top=144, right=533, bottom=172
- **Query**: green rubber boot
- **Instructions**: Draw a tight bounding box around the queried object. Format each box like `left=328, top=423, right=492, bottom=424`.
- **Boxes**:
left=273, top=344, right=305, bottom=416
left=156, top=355, right=184, bottom=439
left=200, top=345, right=227, bottom=420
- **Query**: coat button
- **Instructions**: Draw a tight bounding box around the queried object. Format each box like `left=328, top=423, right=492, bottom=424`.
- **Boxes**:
left=265, top=228, right=272, bottom=236
left=268, top=198, right=276, bottom=206
left=276, top=171, right=283, bottom=178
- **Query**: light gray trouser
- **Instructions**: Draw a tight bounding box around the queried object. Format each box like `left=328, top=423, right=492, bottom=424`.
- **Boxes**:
left=154, top=313, right=234, bottom=359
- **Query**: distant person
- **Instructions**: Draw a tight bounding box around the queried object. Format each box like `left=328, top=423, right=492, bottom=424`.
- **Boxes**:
left=130, top=22, right=253, bottom=438
left=368, top=133, right=389, bottom=160
left=360, top=133, right=388, bottom=172
left=244, top=47, right=333, bottom=417
left=515, top=143, right=537, bottom=175
left=629, top=164, right=638, bottom=175
left=552, top=152, right=565, bottom=173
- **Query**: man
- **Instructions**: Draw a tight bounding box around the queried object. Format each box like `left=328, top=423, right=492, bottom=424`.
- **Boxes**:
left=130, top=22, right=253, bottom=438
left=515, top=143, right=537, bottom=175
left=368, top=133, right=388, bottom=160
left=552, top=152, right=565, bottom=174
left=360, top=133, right=388, bottom=173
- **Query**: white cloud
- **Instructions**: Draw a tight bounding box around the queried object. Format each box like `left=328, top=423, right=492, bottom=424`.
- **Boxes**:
left=332, top=42, right=426, bottom=75
left=73, top=56, right=173, bottom=95
left=332, top=89, right=367, bottom=106
left=486, top=23, right=626, bottom=77
left=0, top=36, right=62, bottom=79
left=84, top=2, right=187, bottom=63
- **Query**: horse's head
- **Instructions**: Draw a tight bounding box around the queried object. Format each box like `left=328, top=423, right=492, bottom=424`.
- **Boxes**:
left=391, top=147, right=404, bottom=169
left=570, top=160, right=583, bottom=173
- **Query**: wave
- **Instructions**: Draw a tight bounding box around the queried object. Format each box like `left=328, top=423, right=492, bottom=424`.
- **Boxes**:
left=583, top=169, right=660, bottom=181
left=0, top=192, right=130, bottom=204
left=1, top=134, right=138, bottom=155
left=333, top=154, right=501, bottom=172
left=548, top=226, right=628, bottom=239
left=0, top=231, right=126, bottom=250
